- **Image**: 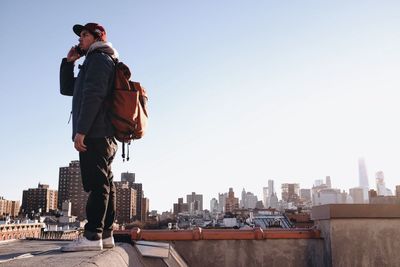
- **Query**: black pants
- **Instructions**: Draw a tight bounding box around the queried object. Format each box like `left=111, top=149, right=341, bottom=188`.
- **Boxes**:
left=79, top=137, right=117, bottom=240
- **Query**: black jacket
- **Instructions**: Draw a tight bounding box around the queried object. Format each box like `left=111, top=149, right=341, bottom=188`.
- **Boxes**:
left=60, top=52, right=115, bottom=140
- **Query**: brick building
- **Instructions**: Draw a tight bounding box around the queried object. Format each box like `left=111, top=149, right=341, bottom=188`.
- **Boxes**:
left=114, top=181, right=137, bottom=224
left=58, top=161, right=88, bottom=219
left=21, top=183, right=57, bottom=215
left=0, top=197, right=20, bottom=218
left=225, top=188, right=239, bottom=213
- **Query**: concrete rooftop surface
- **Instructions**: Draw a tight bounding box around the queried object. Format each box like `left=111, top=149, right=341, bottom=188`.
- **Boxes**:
left=0, top=240, right=139, bottom=267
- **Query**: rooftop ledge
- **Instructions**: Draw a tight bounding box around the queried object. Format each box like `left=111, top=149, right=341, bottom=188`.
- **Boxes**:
left=114, top=227, right=321, bottom=241
left=311, top=203, right=400, bottom=220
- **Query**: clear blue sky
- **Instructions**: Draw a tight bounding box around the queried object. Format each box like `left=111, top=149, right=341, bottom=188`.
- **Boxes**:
left=1, top=1, right=400, bottom=212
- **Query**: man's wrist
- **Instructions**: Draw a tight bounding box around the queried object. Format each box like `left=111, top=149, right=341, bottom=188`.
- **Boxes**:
left=63, top=58, right=75, bottom=64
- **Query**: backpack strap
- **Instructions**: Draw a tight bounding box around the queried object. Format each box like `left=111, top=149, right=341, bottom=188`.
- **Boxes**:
left=122, top=141, right=125, bottom=161
left=102, top=53, right=118, bottom=64
left=121, top=141, right=132, bottom=161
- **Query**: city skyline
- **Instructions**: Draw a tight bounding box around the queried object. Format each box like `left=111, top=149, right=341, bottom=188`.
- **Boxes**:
left=2, top=1, right=400, bottom=212
left=3, top=157, right=399, bottom=213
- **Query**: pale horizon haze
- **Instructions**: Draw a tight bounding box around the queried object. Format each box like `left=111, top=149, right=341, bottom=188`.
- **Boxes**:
left=1, top=1, right=400, bottom=212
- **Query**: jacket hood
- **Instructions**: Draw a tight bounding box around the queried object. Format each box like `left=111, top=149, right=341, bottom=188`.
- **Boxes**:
left=87, top=41, right=119, bottom=59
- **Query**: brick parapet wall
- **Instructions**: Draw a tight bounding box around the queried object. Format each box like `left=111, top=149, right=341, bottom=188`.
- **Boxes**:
left=0, top=223, right=44, bottom=241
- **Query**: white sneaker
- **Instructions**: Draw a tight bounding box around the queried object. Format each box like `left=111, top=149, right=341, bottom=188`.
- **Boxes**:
left=61, top=236, right=103, bottom=252
left=102, top=236, right=115, bottom=249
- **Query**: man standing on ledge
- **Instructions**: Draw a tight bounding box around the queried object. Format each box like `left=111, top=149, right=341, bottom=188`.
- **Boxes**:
left=60, top=23, right=118, bottom=251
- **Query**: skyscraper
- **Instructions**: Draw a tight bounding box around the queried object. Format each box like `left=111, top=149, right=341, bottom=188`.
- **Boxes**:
left=263, top=180, right=275, bottom=208
left=121, top=172, right=143, bottom=221
left=173, top=197, right=189, bottom=215
left=358, top=158, right=369, bottom=201
left=262, top=187, right=268, bottom=208
left=114, top=181, right=137, bottom=224
left=186, top=192, right=203, bottom=214
left=225, top=188, right=239, bottom=213
left=210, top=198, right=218, bottom=213
left=240, top=189, right=258, bottom=209
left=218, top=193, right=227, bottom=213
left=58, top=161, right=88, bottom=219
left=375, top=171, right=387, bottom=196
left=269, top=193, right=278, bottom=209
left=268, top=180, right=275, bottom=196
left=281, top=183, right=300, bottom=203
left=240, top=188, right=246, bottom=208
left=244, top=192, right=258, bottom=209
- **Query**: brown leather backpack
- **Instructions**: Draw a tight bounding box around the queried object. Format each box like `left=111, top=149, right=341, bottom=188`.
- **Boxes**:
left=108, top=60, right=148, bottom=160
